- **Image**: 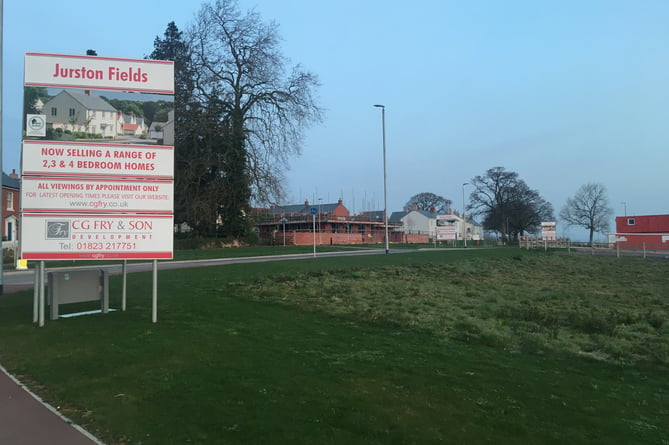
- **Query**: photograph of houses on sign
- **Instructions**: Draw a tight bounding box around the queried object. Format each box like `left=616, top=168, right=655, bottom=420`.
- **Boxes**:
left=24, top=87, right=174, bottom=146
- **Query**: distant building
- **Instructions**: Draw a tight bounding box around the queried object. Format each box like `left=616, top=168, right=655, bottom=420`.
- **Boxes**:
left=149, top=109, right=174, bottom=145
left=399, top=209, right=482, bottom=242
left=2, top=171, right=20, bottom=242
left=613, top=214, right=669, bottom=250
left=253, top=200, right=407, bottom=246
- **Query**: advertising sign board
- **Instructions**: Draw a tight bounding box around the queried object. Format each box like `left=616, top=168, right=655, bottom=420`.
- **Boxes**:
left=541, top=222, right=557, bottom=240
left=21, top=52, right=174, bottom=261
left=436, top=214, right=458, bottom=241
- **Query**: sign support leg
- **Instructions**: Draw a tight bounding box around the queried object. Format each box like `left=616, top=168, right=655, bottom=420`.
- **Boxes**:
left=38, top=261, right=45, bottom=327
left=152, top=259, right=157, bottom=323
left=122, top=260, right=127, bottom=311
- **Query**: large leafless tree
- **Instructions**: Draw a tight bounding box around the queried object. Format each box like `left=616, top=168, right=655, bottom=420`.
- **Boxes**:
left=187, top=0, right=323, bottom=237
left=560, top=183, right=613, bottom=245
left=405, top=192, right=452, bottom=214
left=468, top=167, right=554, bottom=239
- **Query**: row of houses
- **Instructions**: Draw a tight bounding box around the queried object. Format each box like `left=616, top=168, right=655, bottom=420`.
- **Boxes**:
left=37, top=90, right=174, bottom=144
left=253, top=199, right=483, bottom=246
left=2, top=174, right=669, bottom=250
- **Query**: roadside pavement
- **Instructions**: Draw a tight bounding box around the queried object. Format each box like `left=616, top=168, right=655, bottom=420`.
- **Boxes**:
left=0, top=365, right=103, bottom=445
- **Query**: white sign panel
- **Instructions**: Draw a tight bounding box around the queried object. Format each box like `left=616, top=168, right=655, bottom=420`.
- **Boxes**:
left=22, top=177, right=173, bottom=213
left=436, top=215, right=458, bottom=241
left=22, top=141, right=173, bottom=179
left=26, top=114, right=47, bottom=137
left=25, top=53, right=174, bottom=94
left=21, top=214, right=173, bottom=260
left=541, top=222, right=557, bottom=240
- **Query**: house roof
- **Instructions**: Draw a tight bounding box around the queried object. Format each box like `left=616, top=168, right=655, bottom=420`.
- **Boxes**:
left=2, top=172, right=20, bottom=190
left=416, top=210, right=438, bottom=218
left=271, top=202, right=342, bottom=215
left=123, top=123, right=139, bottom=131
left=389, top=211, right=406, bottom=224
left=272, top=204, right=310, bottom=214
left=53, top=90, right=117, bottom=112
left=361, top=210, right=385, bottom=220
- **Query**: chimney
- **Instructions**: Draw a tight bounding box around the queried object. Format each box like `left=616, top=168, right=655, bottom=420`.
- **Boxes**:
left=412, top=203, right=418, bottom=211
left=338, top=199, right=343, bottom=205
left=9, top=169, right=19, bottom=180
left=304, top=200, right=309, bottom=206
left=429, top=206, right=436, bottom=214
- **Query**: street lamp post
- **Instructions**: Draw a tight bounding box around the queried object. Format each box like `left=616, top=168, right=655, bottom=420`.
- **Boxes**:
left=462, top=182, right=469, bottom=247
left=0, top=0, right=4, bottom=295
left=374, top=104, right=390, bottom=254
left=318, top=197, right=323, bottom=245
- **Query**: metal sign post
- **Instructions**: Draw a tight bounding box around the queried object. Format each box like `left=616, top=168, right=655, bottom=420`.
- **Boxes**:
left=310, top=207, right=317, bottom=257
left=281, top=218, right=287, bottom=247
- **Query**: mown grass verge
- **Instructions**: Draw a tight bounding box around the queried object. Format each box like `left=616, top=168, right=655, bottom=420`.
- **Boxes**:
left=0, top=248, right=667, bottom=444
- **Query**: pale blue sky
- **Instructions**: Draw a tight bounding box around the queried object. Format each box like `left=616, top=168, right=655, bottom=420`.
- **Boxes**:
left=3, top=0, right=668, bottom=240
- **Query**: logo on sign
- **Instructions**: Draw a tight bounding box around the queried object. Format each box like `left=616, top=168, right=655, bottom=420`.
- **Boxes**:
left=46, top=221, right=70, bottom=239
left=26, top=114, right=46, bottom=137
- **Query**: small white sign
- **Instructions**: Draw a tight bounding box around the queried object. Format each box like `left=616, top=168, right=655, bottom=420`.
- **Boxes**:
left=26, top=114, right=46, bottom=137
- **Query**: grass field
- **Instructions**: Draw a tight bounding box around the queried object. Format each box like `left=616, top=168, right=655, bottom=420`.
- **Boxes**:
left=0, top=248, right=667, bottom=444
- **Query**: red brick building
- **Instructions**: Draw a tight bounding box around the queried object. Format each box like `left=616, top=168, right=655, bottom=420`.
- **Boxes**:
left=253, top=199, right=408, bottom=246
left=2, top=171, right=20, bottom=242
left=613, top=214, right=669, bottom=250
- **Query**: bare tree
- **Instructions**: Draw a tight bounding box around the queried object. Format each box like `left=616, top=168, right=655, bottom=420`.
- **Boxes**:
left=560, top=183, right=613, bottom=245
left=187, top=0, right=323, bottom=237
left=405, top=192, right=452, bottom=214
left=468, top=167, right=554, bottom=239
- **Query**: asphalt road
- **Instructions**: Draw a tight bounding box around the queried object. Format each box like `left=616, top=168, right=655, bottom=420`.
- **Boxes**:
left=1, top=248, right=393, bottom=292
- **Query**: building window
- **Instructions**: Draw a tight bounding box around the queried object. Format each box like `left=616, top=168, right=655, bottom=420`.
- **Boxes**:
left=627, top=218, right=636, bottom=226
left=69, top=108, right=76, bottom=117
left=6, top=192, right=13, bottom=210
left=51, top=107, right=57, bottom=116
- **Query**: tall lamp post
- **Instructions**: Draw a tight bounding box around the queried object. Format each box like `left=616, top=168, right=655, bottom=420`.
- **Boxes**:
left=318, top=197, right=323, bottom=245
left=0, top=0, right=4, bottom=295
left=462, top=182, right=468, bottom=247
left=374, top=104, right=389, bottom=254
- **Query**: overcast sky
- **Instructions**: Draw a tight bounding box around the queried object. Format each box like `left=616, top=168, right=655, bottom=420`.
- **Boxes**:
left=3, top=0, right=668, bottom=241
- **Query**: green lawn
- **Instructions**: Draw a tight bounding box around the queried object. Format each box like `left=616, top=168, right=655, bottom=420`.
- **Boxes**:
left=0, top=249, right=667, bottom=444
